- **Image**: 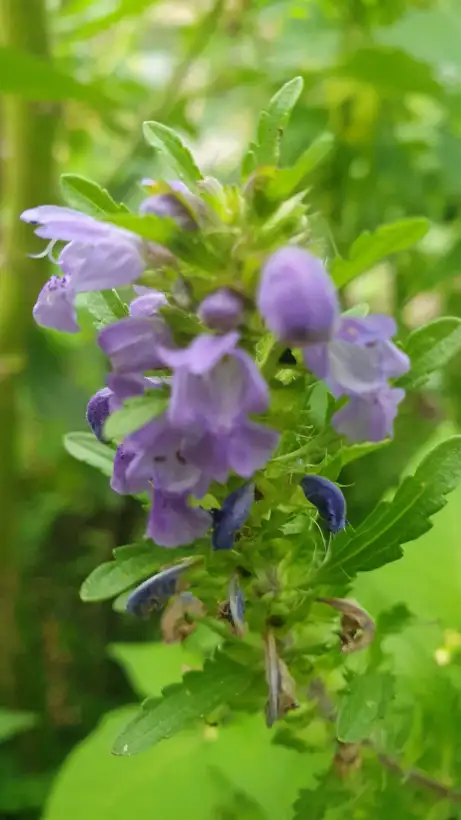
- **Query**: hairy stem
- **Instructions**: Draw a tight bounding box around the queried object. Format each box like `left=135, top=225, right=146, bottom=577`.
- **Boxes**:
left=0, top=0, right=59, bottom=701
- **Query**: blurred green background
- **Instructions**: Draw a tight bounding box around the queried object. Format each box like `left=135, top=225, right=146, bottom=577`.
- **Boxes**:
left=3, top=0, right=461, bottom=817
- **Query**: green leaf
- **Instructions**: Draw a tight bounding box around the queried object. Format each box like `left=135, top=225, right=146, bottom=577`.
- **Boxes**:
left=63, top=432, right=114, bottom=477
left=60, top=174, right=122, bottom=217
left=79, top=290, right=128, bottom=329
left=112, top=653, right=255, bottom=755
left=103, top=212, right=178, bottom=244
left=255, top=77, right=304, bottom=167
left=331, top=218, right=430, bottom=287
left=0, top=45, right=114, bottom=111
left=143, top=122, right=202, bottom=188
left=267, top=132, right=333, bottom=198
left=317, top=436, right=461, bottom=584
left=398, top=317, right=461, bottom=391
left=104, top=394, right=169, bottom=440
left=336, top=672, right=394, bottom=743
left=0, top=709, right=37, bottom=743
left=80, top=545, right=161, bottom=602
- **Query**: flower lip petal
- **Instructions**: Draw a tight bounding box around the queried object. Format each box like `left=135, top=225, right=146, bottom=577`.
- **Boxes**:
left=158, top=331, right=240, bottom=374
left=32, top=274, right=79, bottom=333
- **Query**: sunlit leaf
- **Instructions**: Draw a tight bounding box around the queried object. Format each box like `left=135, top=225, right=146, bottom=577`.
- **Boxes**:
left=398, top=317, right=461, bottom=391
left=337, top=672, right=394, bottom=743
left=80, top=545, right=161, bottom=602
left=60, top=174, right=123, bottom=217
left=143, top=122, right=202, bottom=188
left=104, top=394, right=169, bottom=440
left=255, top=77, right=304, bottom=166
left=267, top=132, right=333, bottom=198
left=63, top=432, right=114, bottom=476
left=317, top=436, right=461, bottom=583
left=332, top=218, right=430, bottom=287
left=112, top=653, right=256, bottom=755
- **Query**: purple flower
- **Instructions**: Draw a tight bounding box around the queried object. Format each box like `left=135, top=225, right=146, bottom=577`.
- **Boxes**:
left=332, top=386, right=405, bottom=443
left=198, top=289, right=244, bottom=332
left=211, top=483, right=255, bottom=550
left=140, top=180, right=204, bottom=230
left=98, top=314, right=172, bottom=374
left=126, top=558, right=194, bottom=616
left=158, top=332, right=269, bottom=434
left=300, top=475, right=347, bottom=535
left=111, top=445, right=148, bottom=495
left=257, top=247, right=339, bottom=346
left=22, top=206, right=146, bottom=332
left=147, top=492, right=211, bottom=548
left=303, top=315, right=410, bottom=397
left=86, top=387, right=113, bottom=442
left=129, top=286, right=167, bottom=318
left=33, top=274, right=78, bottom=333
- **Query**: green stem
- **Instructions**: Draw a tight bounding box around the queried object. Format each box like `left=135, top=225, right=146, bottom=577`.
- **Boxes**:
left=0, top=0, right=59, bottom=701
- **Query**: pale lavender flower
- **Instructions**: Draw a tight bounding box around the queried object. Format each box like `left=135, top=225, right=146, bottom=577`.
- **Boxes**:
left=332, top=386, right=405, bottom=442
left=129, top=286, right=167, bottom=318
left=147, top=491, right=211, bottom=548
left=257, top=247, right=339, bottom=345
left=303, top=315, right=410, bottom=397
left=98, top=315, right=172, bottom=373
left=158, top=332, right=269, bottom=434
left=211, top=483, right=255, bottom=550
left=33, top=274, right=78, bottom=333
left=111, top=445, right=148, bottom=495
left=198, top=289, right=244, bottom=332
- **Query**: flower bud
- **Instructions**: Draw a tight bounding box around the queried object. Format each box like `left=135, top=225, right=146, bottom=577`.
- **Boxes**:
left=86, top=387, right=113, bottom=442
left=198, top=288, right=243, bottom=332
left=257, top=247, right=339, bottom=346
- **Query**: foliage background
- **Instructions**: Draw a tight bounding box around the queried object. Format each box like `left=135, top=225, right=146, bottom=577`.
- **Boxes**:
left=2, top=0, right=461, bottom=817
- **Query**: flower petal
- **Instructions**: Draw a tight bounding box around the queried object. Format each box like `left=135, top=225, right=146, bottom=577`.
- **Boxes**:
left=98, top=316, right=171, bottom=373
left=227, top=422, right=279, bottom=478
left=158, top=331, right=239, bottom=374
left=33, top=275, right=78, bottom=333
left=332, top=387, right=405, bottom=442
left=60, top=238, right=144, bottom=291
left=147, top=492, right=211, bottom=548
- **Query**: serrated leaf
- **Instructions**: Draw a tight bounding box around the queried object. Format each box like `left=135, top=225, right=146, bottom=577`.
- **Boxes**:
left=267, top=132, right=333, bottom=199
left=398, top=317, right=461, bottom=390
left=60, top=174, right=122, bottom=217
left=331, top=218, right=429, bottom=287
left=63, top=432, right=114, bottom=477
left=80, top=545, right=161, bottom=602
left=337, top=672, right=394, bottom=743
left=143, top=122, right=202, bottom=188
left=112, top=653, right=255, bottom=755
left=104, top=394, right=168, bottom=440
left=79, top=290, right=127, bottom=329
left=255, top=77, right=304, bottom=166
left=317, top=436, right=461, bottom=584
left=103, top=212, right=177, bottom=244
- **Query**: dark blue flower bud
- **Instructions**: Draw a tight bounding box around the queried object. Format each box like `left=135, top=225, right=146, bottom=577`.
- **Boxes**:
left=86, top=387, right=113, bottom=442
left=212, top=483, right=255, bottom=551
left=300, top=474, right=347, bottom=535
left=126, top=559, right=194, bottom=618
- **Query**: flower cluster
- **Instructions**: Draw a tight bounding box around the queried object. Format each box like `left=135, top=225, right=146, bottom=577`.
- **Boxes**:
left=22, top=181, right=409, bottom=562
left=258, top=247, right=410, bottom=442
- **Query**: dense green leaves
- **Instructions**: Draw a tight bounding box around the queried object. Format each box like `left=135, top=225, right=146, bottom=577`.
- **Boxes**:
left=332, top=218, right=430, bottom=287
left=398, top=317, right=461, bottom=390
left=254, top=77, right=304, bottom=167
left=60, top=175, right=123, bottom=217
left=336, top=673, right=394, bottom=743
left=80, top=544, right=162, bottom=602
left=104, top=394, right=169, bottom=440
left=63, top=432, right=114, bottom=477
left=143, top=122, right=203, bottom=188
left=267, top=133, right=334, bottom=199
left=317, top=436, right=461, bottom=584
left=0, top=710, right=37, bottom=743
left=112, top=653, right=256, bottom=755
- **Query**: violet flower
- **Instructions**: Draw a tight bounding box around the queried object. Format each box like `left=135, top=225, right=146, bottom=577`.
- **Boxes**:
left=257, top=247, right=339, bottom=346
left=332, top=386, right=405, bottom=442
left=198, top=289, right=244, bottom=332
left=146, top=491, right=211, bottom=548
